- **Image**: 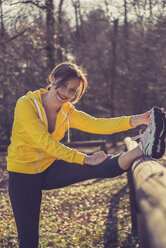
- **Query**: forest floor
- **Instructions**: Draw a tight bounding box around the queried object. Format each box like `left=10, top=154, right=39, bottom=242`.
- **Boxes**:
left=0, top=142, right=166, bottom=248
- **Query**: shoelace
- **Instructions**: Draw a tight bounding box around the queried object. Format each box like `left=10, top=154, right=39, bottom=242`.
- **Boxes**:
left=131, top=129, right=145, bottom=141
left=131, top=113, right=153, bottom=142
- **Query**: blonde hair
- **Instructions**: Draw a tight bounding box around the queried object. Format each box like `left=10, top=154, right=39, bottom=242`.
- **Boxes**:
left=47, top=62, right=88, bottom=103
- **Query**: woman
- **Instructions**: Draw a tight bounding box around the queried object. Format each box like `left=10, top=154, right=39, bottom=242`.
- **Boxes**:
left=7, top=62, right=166, bottom=248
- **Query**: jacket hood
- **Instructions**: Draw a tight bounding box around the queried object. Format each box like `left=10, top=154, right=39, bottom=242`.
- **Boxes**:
left=26, top=89, right=45, bottom=102
left=25, top=89, right=74, bottom=142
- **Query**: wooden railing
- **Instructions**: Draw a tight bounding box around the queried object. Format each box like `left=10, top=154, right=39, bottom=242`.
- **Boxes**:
left=0, top=140, right=107, bottom=154
left=124, top=137, right=166, bottom=248
left=63, top=139, right=107, bottom=154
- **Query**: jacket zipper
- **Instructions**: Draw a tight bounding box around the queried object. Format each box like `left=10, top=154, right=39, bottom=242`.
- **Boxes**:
left=33, top=99, right=45, bottom=173
left=35, top=162, right=39, bottom=173
left=33, top=98, right=71, bottom=172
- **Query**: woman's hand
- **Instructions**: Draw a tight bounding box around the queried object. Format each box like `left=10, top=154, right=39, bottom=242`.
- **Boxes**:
left=84, top=151, right=111, bottom=166
left=130, top=111, right=150, bottom=127
left=140, top=111, right=151, bottom=125
left=130, top=107, right=166, bottom=127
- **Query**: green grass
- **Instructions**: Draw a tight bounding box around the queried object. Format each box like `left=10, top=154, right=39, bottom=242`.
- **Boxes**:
left=0, top=175, right=139, bottom=248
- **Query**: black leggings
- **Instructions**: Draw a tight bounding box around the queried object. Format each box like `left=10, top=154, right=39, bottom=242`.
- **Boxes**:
left=8, top=154, right=126, bottom=248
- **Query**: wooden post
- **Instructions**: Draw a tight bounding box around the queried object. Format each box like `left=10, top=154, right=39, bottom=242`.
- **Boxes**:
left=124, top=137, right=166, bottom=248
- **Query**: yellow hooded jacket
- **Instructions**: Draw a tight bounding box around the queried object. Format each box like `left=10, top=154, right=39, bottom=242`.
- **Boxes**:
left=7, top=89, right=133, bottom=174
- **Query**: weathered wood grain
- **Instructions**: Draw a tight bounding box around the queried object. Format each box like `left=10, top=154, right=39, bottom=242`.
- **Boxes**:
left=124, top=137, right=166, bottom=248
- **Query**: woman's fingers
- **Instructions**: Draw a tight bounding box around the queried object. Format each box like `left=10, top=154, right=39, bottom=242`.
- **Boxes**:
left=141, top=111, right=150, bottom=125
left=107, top=154, right=113, bottom=158
left=84, top=151, right=110, bottom=166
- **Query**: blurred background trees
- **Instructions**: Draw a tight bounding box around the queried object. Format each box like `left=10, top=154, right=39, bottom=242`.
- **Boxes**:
left=0, top=0, right=166, bottom=146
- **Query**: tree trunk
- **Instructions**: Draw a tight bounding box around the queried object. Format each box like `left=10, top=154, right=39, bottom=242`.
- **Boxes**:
left=123, top=0, right=132, bottom=113
left=72, top=0, right=85, bottom=43
left=149, top=0, right=153, bottom=20
left=72, top=0, right=80, bottom=42
left=124, top=0, right=129, bottom=68
left=110, top=19, right=118, bottom=147
left=77, top=0, right=85, bottom=42
left=46, top=0, right=55, bottom=70
left=57, top=0, right=64, bottom=63
left=0, top=0, right=5, bottom=37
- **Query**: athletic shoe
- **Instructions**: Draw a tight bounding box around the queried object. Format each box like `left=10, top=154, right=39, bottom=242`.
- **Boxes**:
left=139, top=107, right=166, bottom=159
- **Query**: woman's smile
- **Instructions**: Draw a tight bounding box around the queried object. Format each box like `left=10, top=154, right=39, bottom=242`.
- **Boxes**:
left=57, top=91, right=68, bottom=101
left=52, top=78, right=81, bottom=105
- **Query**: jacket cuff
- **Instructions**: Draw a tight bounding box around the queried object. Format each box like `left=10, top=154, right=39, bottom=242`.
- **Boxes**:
left=73, top=152, right=86, bottom=165
left=128, top=116, right=134, bottom=128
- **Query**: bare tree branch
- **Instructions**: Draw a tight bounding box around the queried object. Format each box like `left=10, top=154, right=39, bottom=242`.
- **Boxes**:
left=10, top=1, right=48, bottom=10
left=0, top=29, right=28, bottom=45
left=0, top=0, right=8, bottom=6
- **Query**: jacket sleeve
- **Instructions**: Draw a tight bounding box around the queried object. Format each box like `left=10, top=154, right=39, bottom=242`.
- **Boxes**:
left=15, top=98, right=86, bottom=164
left=69, top=107, right=133, bottom=134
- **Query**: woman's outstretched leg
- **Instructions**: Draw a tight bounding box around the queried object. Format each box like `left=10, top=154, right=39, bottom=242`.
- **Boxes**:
left=43, top=146, right=142, bottom=190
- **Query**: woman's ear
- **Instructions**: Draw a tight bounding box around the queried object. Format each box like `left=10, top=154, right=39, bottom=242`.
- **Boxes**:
left=47, top=84, right=52, bottom=91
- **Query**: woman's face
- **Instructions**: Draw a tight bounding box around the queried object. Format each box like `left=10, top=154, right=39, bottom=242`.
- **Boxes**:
left=50, top=77, right=81, bottom=105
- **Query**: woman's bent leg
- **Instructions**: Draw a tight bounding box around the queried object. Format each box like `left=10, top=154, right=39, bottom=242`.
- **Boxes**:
left=43, top=154, right=126, bottom=190
left=8, top=172, right=43, bottom=248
